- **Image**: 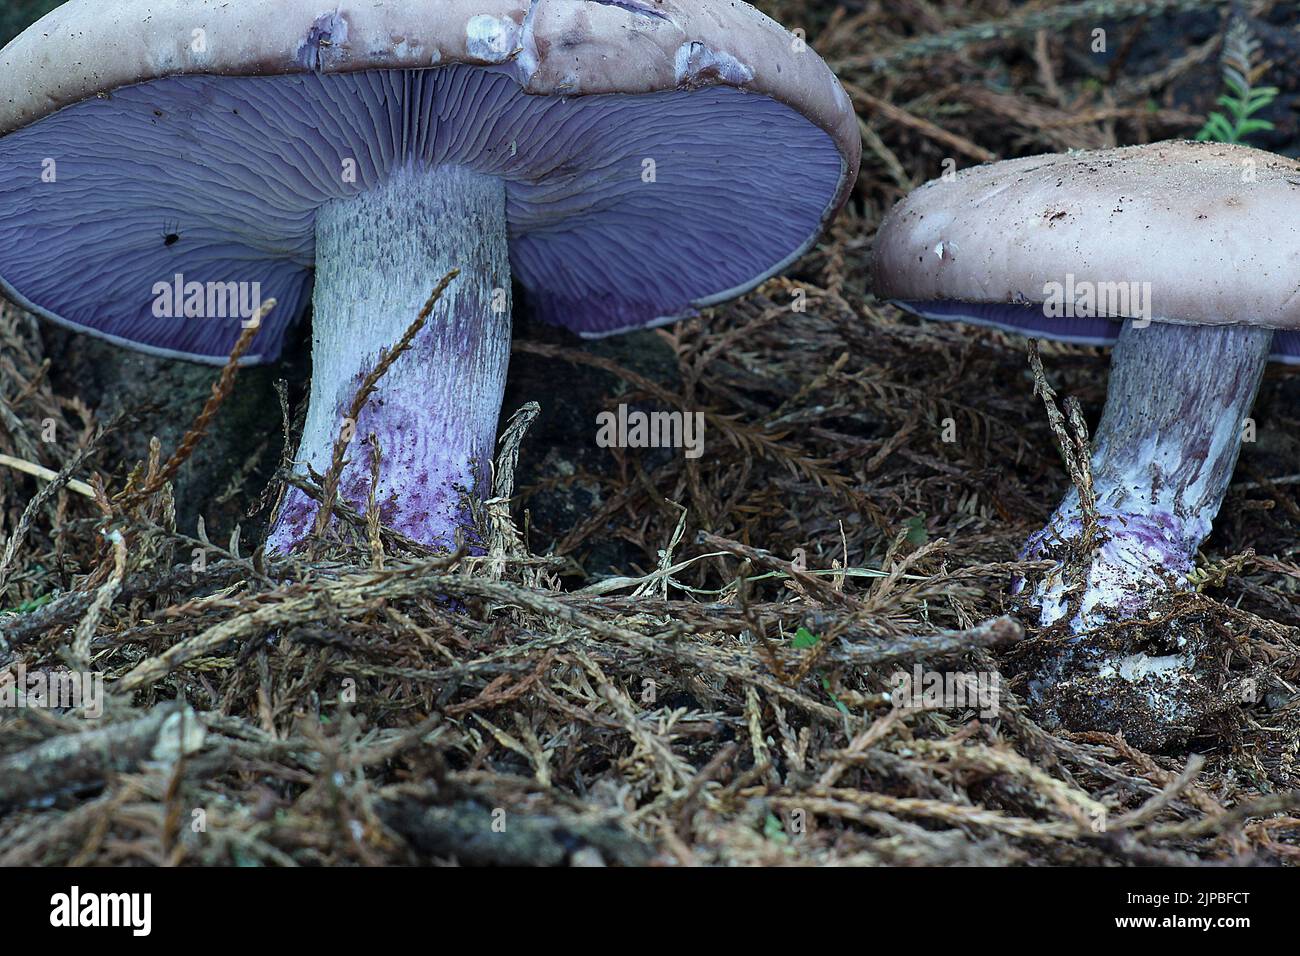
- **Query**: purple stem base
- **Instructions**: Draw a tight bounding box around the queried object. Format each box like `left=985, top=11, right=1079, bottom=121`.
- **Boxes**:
left=269, top=163, right=512, bottom=553
left=1018, top=319, right=1272, bottom=743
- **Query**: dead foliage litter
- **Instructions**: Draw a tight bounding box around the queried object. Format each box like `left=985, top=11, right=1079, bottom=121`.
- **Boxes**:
left=1, top=0, right=1299, bottom=866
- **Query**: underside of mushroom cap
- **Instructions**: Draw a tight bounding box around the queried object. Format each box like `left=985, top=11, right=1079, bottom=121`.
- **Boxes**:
left=872, top=141, right=1300, bottom=350
left=0, top=0, right=860, bottom=364
left=892, top=301, right=1300, bottom=365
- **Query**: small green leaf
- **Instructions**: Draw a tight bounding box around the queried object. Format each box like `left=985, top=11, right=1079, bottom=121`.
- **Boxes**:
left=903, top=514, right=928, bottom=546
left=3, top=592, right=53, bottom=614
left=1196, top=112, right=1238, bottom=143
left=764, top=812, right=788, bottom=843
left=791, top=626, right=820, bottom=649
left=822, top=677, right=852, bottom=715
left=1236, top=119, right=1274, bottom=136
left=1222, top=73, right=1250, bottom=98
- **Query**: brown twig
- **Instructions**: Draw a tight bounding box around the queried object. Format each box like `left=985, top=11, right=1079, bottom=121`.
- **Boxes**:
left=118, top=303, right=274, bottom=506
left=310, top=271, right=459, bottom=549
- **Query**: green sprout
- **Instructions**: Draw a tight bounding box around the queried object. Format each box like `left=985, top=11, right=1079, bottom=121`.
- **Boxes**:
left=902, top=514, right=929, bottom=546
left=1195, top=19, right=1277, bottom=145
left=788, top=627, right=851, bottom=715
left=790, top=626, right=820, bottom=649
left=763, top=812, right=789, bottom=843
left=2, top=592, right=53, bottom=615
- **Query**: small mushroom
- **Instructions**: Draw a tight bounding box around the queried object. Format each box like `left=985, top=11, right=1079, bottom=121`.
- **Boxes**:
left=0, top=0, right=860, bottom=552
left=872, top=141, right=1300, bottom=738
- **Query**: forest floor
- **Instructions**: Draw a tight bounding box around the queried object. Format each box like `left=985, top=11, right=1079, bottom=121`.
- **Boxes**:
left=1, top=0, right=1299, bottom=865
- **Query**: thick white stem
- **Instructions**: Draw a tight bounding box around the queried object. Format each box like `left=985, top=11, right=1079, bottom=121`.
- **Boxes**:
left=269, top=163, right=512, bottom=552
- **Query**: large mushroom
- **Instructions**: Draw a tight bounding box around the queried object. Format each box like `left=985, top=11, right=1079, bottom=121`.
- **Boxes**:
left=872, top=141, right=1300, bottom=737
left=0, top=0, right=859, bottom=552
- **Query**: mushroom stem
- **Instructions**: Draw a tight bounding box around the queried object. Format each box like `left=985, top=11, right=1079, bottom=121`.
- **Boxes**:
left=1024, top=319, right=1272, bottom=629
left=269, top=163, right=512, bottom=553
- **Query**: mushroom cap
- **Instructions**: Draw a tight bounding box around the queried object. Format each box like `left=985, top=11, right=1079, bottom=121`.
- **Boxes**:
left=872, top=141, right=1300, bottom=362
left=0, top=0, right=859, bottom=364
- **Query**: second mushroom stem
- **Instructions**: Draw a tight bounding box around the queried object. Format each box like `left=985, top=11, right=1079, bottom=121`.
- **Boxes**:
left=1025, top=319, right=1273, bottom=629
left=269, top=162, right=513, bottom=553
